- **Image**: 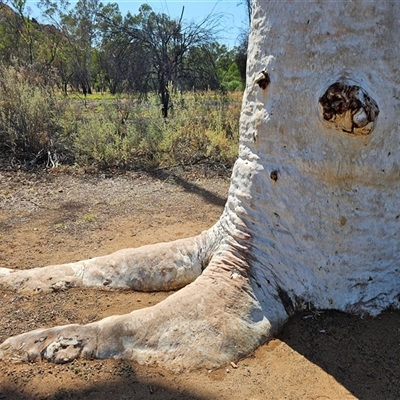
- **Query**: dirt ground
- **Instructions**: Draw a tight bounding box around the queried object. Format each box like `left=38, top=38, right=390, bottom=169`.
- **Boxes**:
left=0, top=167, right=399, bottom=400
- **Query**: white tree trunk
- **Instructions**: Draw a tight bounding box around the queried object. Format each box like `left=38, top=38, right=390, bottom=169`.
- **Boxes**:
left=1, top=0, right=399, bottom=370
left=240, top=0, right=400, bottom=315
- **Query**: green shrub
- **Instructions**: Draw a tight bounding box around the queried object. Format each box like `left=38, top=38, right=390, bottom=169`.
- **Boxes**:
left=0, top=64, right=65, bottom=165
left=61, top=96, right=166, bottom=169
left=62, top=92, right=240, bottom=170
left=162, top=92, right=240, bottom=167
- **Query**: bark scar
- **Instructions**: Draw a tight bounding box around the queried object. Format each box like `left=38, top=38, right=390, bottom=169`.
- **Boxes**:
left=255, top=70, right=270, bottom=90
left=319, top=82, right=379, bottom=135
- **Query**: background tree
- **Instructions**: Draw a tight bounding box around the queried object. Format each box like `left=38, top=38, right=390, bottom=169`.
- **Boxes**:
left=212, top=43, right=245, bottom=92
left=234, top=32, right=248, bottom=85
left=100, top=4, right=221, bottom=116
left=2, top=1, right=247, bottom=98
left=0, top=0, right=42, bottom=64
left=234, top=0, right=252, bottom=89
left=59, top=0, right=102, bottom=95
left=9, top=0, right=36, bottom=64
left=0, top=2, right=20, bottom=63
left=182, top=43, right=220, bottom=91
left=38, top=0, right=103, bottom=95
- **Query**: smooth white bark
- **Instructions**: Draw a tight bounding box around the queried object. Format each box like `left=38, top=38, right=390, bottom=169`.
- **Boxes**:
left=0, top=230, right=217, bottom=292
left=236, top=0, right=400, bottom=315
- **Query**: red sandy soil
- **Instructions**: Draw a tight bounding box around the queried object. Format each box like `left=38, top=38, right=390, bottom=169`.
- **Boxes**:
left=0, top=168, right=399, bottom=400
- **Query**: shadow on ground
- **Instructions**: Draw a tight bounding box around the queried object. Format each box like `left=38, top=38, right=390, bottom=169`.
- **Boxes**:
left=148, top=168, right=228, bottom=208
left=278, top=309, right=400, bottom=400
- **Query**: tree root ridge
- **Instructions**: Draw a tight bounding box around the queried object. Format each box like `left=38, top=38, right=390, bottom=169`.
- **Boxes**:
left=0, top=230, right=218, bottom=294
left=0, top=237, right=282, bottom=371
left=0, top=217, right=291, bottom=370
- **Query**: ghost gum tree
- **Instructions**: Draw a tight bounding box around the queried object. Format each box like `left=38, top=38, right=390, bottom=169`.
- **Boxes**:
left=1, top=0, right=400, bottom=370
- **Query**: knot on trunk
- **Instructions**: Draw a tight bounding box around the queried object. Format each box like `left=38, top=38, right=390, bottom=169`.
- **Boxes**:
left=319, top=81, right=379, bottom=135
left=255, top=70, right=270, bottom=90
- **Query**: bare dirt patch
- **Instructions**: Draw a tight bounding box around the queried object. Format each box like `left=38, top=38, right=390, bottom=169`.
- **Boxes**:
left=0, top=168, right=399, bottom=400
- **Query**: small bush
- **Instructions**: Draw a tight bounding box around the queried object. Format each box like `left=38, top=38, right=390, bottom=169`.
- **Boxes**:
left=61, top=96, right=166, bottom=169
left=162, top=92, right=240, bottom=167
left=0, top=64, right=65, bottom=165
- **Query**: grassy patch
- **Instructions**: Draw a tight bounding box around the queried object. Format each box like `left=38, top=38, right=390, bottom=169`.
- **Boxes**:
left=0, top=189, right=13, bottom=196
left=82, top=214, right=96, bottom=223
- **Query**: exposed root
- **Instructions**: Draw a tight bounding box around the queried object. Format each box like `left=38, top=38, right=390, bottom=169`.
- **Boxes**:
left=0, top=249, right=284, bottom=370
left=0, top=230, right=216, bottom=294
left=0, top=210, right=288, bottom=370
left=0, top=224, right=287, bottom=371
